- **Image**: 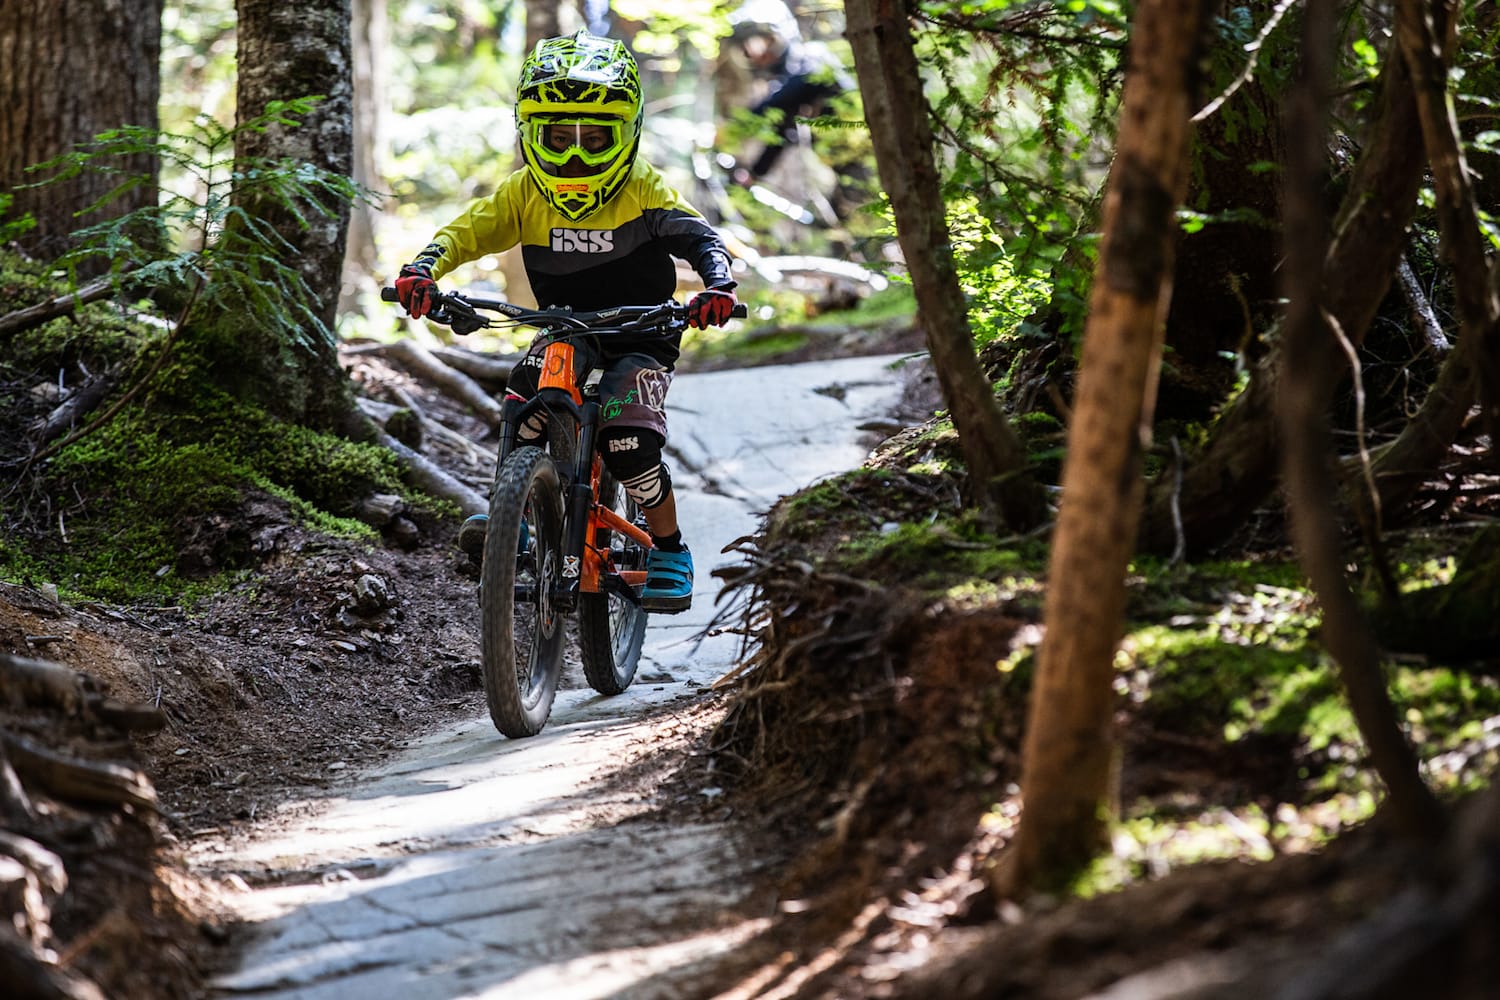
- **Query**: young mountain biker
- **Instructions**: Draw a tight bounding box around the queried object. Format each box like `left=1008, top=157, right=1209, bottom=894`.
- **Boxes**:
left=394, top=30, right=739, bottom=614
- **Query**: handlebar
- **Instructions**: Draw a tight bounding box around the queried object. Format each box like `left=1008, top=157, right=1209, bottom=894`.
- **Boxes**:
left=379, top=287, right=747, bottom=335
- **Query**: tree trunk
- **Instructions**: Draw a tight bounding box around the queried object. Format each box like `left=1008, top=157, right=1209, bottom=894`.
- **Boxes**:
left=843, top=0, right=1045, bottom=531
left=1279, top=0, right=1445, bottom=843
left=1352, top=0, right=1500, bottom=522
left=996, top=0, right=1217, bottom=898
left=0, top=0, right=163, bottom=261
left=339, top=0, right=388, bottom=316
left=233, top=0, right=357, bottom=430
left=1161, top=4, right=1287, bottom=420
left=1138, top=35, right=1428, bottom=557
left=1397, top=0, right=1500, bottom=456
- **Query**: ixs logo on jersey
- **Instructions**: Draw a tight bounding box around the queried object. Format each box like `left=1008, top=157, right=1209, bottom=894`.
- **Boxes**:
left=551, top=228, right=614, bottom=254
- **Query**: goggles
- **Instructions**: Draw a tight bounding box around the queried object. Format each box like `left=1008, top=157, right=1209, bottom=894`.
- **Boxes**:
left=524, top=117, right=628, bottom=174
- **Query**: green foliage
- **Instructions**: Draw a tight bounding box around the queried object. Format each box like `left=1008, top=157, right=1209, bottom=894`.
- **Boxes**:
left=23, top=99, right=367, bottom=355
left=0, top=192, right=37, bottom=242
left=948, top=197, right=1054, bottom=346
left=913, top=1, right=1122, bottom=336
left=3, top=392, right=403, bottom=601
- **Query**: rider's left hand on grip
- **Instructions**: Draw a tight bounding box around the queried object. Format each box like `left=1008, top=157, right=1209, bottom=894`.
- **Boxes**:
left=686, top=287, right=738, bottom=329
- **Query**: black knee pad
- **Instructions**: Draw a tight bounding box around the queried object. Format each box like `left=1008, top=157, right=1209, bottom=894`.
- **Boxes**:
left=599, top=427, right=671, bottom=508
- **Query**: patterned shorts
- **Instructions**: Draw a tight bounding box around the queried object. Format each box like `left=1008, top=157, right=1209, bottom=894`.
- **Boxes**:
left=506, top=342, right=673, bottom=440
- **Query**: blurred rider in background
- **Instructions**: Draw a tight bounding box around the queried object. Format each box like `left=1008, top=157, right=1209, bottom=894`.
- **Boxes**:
left=394, top=31, right=738, bottom=614
left=724, top=0, right=855, bottom=190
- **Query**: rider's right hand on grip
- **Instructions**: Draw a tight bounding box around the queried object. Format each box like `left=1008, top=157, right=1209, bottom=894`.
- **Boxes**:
left=395, top=263, right=438, bottom=319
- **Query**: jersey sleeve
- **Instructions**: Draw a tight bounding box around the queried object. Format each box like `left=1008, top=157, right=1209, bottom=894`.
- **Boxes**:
left=635, top=165, right=737, bottom=290
left=425, top=172, right=527, bottom=281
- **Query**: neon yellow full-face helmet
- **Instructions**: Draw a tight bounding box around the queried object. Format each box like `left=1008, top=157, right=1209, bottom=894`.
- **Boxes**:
left=516, top=31, right=644, bottom=222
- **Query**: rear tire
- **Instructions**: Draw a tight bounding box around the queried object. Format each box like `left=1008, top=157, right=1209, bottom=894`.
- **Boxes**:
left=578, top=466, right=648, bottom=695
left=481, top=446, right=565, bottom=738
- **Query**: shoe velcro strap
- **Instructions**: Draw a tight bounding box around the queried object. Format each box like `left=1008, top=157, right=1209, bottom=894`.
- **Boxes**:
left=645, top=550, right=692, bottom=587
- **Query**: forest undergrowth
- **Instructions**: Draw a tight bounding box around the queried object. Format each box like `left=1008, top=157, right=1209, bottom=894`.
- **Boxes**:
left=1, top=252, right=1498, bottom=997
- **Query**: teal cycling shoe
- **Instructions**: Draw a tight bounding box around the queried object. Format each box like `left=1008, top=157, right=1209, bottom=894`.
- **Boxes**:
left=640, top=545, right=693, bottom=613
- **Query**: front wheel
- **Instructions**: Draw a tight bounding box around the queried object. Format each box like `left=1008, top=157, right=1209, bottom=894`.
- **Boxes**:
left=578, top=466, right=648, bottom=695
left=481, top=446, right=565, bottom=738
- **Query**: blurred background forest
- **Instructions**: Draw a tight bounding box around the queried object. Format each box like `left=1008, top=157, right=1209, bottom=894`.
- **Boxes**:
left=161, top=0, right=917, bottom=341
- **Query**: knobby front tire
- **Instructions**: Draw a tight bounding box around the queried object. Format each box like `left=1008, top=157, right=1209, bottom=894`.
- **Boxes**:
left=578, top=466, right=648, bottom=695
left=481, top=446, right=566, bottom=738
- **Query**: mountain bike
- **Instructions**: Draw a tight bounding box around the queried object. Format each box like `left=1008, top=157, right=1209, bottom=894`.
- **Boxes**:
left=381, top=287, right=746, bottom=738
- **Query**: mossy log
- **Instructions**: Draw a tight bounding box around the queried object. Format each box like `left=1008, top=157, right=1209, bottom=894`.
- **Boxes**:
left=0, top=277, right=115, bottom=339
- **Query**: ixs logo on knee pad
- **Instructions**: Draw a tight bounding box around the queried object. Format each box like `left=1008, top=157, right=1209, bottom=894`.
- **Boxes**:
left=551, top=228, right=614, bottom=254
left=607, top=435, right=640, bottom=453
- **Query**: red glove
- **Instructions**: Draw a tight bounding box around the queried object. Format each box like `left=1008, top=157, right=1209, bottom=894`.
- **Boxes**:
left=687, top=288, right=737, bottom=329
left=395, top=261, right=438, bottom=319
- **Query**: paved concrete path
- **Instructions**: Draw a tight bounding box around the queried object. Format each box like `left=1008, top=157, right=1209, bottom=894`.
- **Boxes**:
left=196, top=353, right=915, bottom=999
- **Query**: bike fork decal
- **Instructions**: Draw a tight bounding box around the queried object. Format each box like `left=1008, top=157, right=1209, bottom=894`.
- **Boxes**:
left=564, top=555, right=581, bottom=578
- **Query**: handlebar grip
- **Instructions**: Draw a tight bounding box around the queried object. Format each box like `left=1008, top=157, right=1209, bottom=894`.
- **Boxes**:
left=380, top=287, right=398, bottom=302
left=731, top=304, right=748, bottom=319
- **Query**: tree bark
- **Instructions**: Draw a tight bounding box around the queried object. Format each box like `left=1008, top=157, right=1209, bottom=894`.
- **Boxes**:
left=1161, top=3, right=1288, bottom=419
left=997, top=0, right=1217, bottom=897
left=1138, top=35, right=1428, bottom=557
left=233, top=0, right=357, bottom=430
left=0, top=0, right=163, bottom=261
left=1280, top=0, right=1445, bottom=843
left=843, top=0, right=1046, bottom=530
left=1397, top=0, right=1500, bottom=456
left=1346, top=0, right=1500, bottom=524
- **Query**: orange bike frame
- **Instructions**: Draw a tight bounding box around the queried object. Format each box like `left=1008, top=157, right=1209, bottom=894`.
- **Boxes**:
left=536, top=339, right=652, bottom=594
left=580, top=453, right=654, bottom=593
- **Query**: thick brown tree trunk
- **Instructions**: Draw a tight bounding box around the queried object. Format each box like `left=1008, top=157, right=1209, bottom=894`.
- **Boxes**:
left=1161, top=18, right=1287, bottom=419
left=1138, top=36, right=1428, bottom=557
left=0, top=0, right=162, bottom=260
left=232, top=0, right=356, bottom=430
left=996, top=0, right=1218, bottom=897
left=843, top=0, right=1045, bottom=530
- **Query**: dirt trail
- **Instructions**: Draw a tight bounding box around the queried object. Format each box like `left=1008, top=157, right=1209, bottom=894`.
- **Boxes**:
left=191, top=353, right=915, bottom=998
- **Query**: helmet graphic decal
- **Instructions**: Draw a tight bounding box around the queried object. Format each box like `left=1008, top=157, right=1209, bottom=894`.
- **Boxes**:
left=516, top=31, right=644, bottom=221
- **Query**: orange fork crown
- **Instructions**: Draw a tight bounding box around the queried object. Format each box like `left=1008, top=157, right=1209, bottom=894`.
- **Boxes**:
left=537, top=340, right=583, bottom=405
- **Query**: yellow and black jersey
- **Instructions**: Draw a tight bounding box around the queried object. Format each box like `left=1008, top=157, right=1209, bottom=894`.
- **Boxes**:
left=425, top=159, right=734, bottom=315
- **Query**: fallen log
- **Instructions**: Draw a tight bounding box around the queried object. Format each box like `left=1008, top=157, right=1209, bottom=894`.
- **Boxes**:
left=363, top=339, right=505, bottom=426
left=430, top=344, right=520, bottom=386
left=0, top=278, right=116, bottom=340
left=376, top=430, right=487, bottom=517
left=0, top=731, right=157, bottom=814
left=34, top=375, right=116, bottom=448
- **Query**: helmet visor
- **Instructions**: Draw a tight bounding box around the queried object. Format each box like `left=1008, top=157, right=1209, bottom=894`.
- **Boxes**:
left=525, top=117, right=628, bottom=175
